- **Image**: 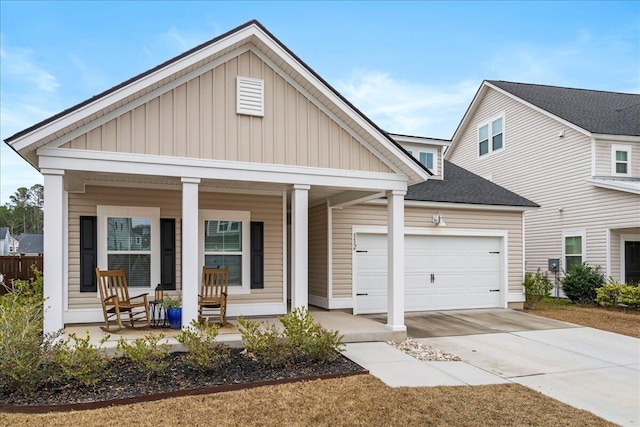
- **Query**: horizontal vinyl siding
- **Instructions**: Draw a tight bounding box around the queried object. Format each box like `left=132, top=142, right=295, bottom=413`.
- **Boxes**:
left=331, top=204, right=523, bottom=298
left=449, top=88, right=640, bottom=281
left=308, top=204, right=328, bottom=298
left=595, top=139, right=640, bottom=177
left=68, top=186, right=283, bottom=310
left=62, top=51, right=392, bottom=174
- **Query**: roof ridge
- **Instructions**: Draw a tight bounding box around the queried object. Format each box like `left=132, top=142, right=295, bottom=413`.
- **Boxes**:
left=487, top=80, right=640, bottom=97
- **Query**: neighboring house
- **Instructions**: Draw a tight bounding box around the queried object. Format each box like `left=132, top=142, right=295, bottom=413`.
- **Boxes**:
left=0, top=227, right=19, bottom=255
left=15, top=234, right=44, bottom=255
left=4, top=21, right=535, bottom=335
left=446, top=80, right=640, bottom=286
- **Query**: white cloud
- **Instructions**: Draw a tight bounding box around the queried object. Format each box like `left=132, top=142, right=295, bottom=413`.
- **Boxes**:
left=0, top=44, right=60, bottom=93
left=336, top=70, right=478, bottom=139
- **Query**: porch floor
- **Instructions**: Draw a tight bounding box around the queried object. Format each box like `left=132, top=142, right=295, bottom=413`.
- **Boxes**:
left=64, top=310, right=403, bottom=352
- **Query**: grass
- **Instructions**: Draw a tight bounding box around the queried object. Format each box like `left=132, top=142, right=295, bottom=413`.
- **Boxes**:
left=525, top=297, right=640, bottom=338
left=0, top=375, right=614, bottom=427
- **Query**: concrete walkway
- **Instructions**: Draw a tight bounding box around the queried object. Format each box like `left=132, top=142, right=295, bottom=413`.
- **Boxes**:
left=345, top=310, right=640, bottom=427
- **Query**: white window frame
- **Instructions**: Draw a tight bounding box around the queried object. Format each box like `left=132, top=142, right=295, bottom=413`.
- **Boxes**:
left=478, top=112, right=505, bottom=158
left=611, top=144, right=631, bottom=176
left=417, top=147, right=438, bottom=174
left=562, top=229, right=586, bottom=273
left=97, top=205, right=161, bottom=292
left=199, top=209, right=251, bottom=295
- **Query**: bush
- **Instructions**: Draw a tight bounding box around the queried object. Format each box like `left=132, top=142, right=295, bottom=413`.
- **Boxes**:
left=523, top=269, right=553, bottom=309
left=0, top=271, right=59, bottom=395
left=116, top=334, right=170, bottom=374
left=596, top=281, right=640, bottom=309
left=176, top=320, right=230, bottom=370
left=561, top=263, right=605, bottom=304
left=238, top=307, right=344, bottom=366
left=280, top=307, right=344, bottom=363
left=49, top=332, right=109, bottom=386
left=237, top=316, right=287, bottom=366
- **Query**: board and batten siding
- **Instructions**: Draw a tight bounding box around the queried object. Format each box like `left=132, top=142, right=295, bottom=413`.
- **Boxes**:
left=330, top=204, right=523, bottom=299
left=61, top=51, right=392, bottom=174
left=448, top=88, right=640, bottom=280
left=594, top=139, right=640, bottom=177
left=308, top=204, right=328, bottom=298
left=67, top=186, right=283, bottom=311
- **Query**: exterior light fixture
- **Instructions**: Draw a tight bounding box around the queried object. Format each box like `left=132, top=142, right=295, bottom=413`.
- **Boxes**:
left=432, top=213, right=446, bottom=227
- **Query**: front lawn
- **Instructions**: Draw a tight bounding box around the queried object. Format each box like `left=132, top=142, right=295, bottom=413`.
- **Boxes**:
left=525, top=297, right=640, bottom=338
left=0, top=375, right=615, bottom=427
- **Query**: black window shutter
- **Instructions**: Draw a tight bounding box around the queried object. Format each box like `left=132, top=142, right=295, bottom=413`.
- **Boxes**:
left=160, top=218, right=176, bottom=290
left=250, top=221, right=264, bottom=289
left=79, top=216, right=97, bottom=292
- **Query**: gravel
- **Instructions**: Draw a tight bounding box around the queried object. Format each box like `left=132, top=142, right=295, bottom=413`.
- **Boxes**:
left=388, top=338, right=461, bottom=361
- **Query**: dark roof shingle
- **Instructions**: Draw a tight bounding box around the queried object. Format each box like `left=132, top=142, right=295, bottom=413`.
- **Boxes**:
left=487, top=80, right=640, bottom=136
left=16, top=234, right=44, bottom=254
left=406, top=161, right=539, bottom=208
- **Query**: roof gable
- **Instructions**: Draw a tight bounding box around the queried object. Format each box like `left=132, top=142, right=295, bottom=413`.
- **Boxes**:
left=488, top=80, right=640, bottom=136
left=4, top=20, right=429, bottom=184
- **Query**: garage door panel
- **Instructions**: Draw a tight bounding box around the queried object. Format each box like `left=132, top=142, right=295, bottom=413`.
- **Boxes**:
left=355, top=233, right=503, bottom=313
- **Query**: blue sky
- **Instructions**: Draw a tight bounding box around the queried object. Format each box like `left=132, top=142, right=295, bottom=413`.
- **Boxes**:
left=1, top=1, right=639, bottom=204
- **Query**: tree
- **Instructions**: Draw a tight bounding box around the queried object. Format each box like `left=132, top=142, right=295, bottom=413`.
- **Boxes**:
left=0, top=184, right=44, bottom=234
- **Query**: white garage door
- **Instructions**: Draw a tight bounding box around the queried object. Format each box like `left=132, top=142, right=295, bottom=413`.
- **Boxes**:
left=354, top=233, right=503, bottom=314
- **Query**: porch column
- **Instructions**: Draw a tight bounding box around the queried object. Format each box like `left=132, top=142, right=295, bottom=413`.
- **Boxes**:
left=181, top=178, right=200, bottom=328
left=386, top=190, right=406, bottom=332
left=291, top=184, right=310, bottom=309
left=42, top=169, right=65, bottom=336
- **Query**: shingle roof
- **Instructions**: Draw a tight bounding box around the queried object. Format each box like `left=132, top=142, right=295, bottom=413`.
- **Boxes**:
left=0, top=228, right=9, bottom=239
left=16, top=234, right=44, bottom=254
left=406, top=161, right=539, bottom=207
left=487, top=80, right=640, bottom=136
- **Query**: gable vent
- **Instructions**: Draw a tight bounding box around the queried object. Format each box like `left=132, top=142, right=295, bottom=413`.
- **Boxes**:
left=237, top=76, right=264, bottom=117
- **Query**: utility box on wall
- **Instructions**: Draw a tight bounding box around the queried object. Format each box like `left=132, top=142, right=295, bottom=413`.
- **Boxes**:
left=548, top=258, right=560, bottom=272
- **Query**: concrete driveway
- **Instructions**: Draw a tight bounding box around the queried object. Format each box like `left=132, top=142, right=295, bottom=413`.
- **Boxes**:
left=408, top=309, right=640, bottom=427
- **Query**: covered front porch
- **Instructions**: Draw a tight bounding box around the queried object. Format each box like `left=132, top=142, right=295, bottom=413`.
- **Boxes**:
left=41, top=158, right=411, bottom=336
left=64, top=308, right=404, bottom=352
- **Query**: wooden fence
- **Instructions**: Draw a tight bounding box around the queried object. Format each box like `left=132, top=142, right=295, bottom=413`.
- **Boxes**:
left=0, top=254, right=44, bottom=285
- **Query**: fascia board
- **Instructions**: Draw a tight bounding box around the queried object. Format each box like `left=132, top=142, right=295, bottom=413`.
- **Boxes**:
left=37, top=148, right=409, bottom=191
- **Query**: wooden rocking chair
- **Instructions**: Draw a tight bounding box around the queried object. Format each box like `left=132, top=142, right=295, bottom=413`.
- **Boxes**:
left=198, top=267, right=229, bottom=325
left=95, top=267, right=151, bottom=332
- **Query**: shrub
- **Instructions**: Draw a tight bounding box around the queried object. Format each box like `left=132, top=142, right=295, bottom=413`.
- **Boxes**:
left=49, top=332, right=109, bottom=386
left=596, top=281, right=640, bottom=309
left=176, top=320, right=230, bottom=370
left=523, top=269, right=554, bottom=309
left=237, top=316, right=287, bottom=366
left=561, top=263, right=605, bottom=304
left=280, top=307, right=344, bottom=363
left=0, top=271, right=59, bottom=395
left=238, top=307, right=344, bottom=366
left=116, top=334, right=170, bottom=373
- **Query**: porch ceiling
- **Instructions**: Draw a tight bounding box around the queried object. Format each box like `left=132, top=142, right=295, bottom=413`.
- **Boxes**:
left=67, top=171, right=381, bottom=206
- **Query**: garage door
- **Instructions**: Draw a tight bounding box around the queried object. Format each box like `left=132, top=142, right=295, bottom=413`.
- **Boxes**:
left=354, top=233, right=503, bottom=314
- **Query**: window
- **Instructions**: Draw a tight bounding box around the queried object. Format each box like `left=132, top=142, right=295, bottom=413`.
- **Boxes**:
left=478, top=114, right=504, bottom=157
left=97, top=206, right=160, bottom=288
left=199, top=210, right=251, bottom=294
left=419, top=152, right=434, bottom=170
left=563, top=231, right=585, bottom=272
left=612, top=145, right=631, bottom=176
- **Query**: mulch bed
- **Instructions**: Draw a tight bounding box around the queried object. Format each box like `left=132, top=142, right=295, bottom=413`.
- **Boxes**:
left=0, top=350, right=366, bottom=413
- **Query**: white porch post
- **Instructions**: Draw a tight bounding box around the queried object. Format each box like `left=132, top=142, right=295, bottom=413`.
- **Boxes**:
left=181, top=178, right=200, bottom=328
left=42, top=169, right=65, bottom=335
left=386, top=190, right=406, bottom=332
left=291, top=184, right=310, bottom=310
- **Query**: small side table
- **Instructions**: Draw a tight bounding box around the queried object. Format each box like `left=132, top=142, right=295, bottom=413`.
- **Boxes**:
left=149, top=300, right=168, bottom=328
